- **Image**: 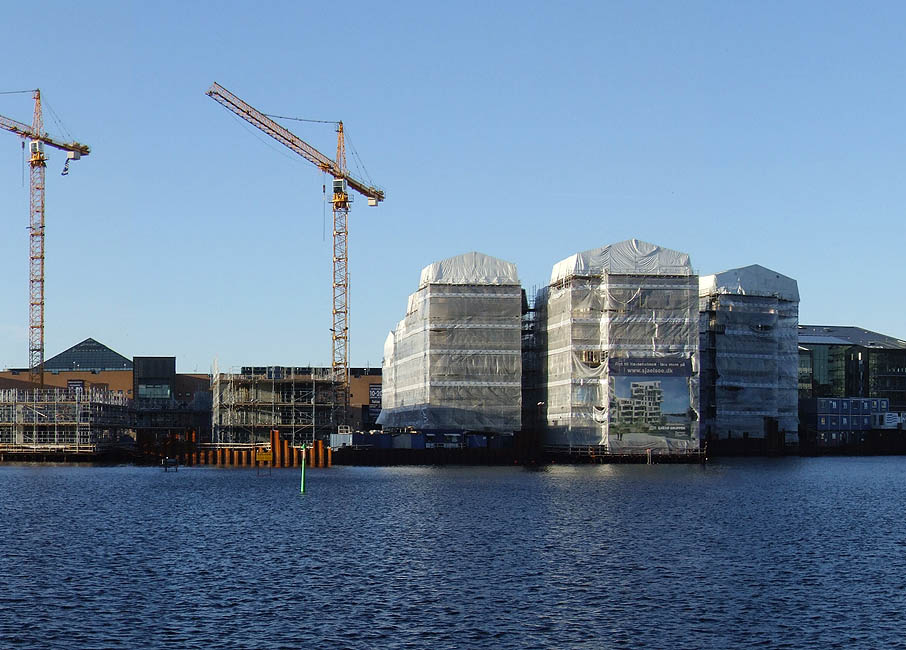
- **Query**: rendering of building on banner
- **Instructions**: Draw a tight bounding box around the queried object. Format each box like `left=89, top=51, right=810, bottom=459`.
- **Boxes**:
left=378, top=252, right=522, bottom=433
left=535, top=239, right=700, bottom=452
left=698, top=265, right=800, bottom=444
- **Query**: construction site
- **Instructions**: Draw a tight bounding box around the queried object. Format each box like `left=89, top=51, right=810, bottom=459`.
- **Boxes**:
left=2, top=85, right=904, bottom=465
left=0, top=387, right=129, bottom=459
left=212, top=366, right=381, bottom=446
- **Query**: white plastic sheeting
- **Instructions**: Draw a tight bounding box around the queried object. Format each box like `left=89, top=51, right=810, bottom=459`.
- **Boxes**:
left=539, top=239, right=700, bottom=453
left=378, top=252, right=522, bottom=432
left=699, top=265, right=799, bottom=442
left=699, top=264, right=799, bottom=302
left=420, top=251, right=520, bottom=287
left=550, top=238, right=693, bottom=285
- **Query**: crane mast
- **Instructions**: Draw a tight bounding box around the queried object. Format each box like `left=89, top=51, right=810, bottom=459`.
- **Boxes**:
left=29, top=91, right=46, bottom=388
left=0, top=89, right=90, bottom=387
left=206, top=82, right=383, bottom=428
left=332, top=122, right=350, bottom=408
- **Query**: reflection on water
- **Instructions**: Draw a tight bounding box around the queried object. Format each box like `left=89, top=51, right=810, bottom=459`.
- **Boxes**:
left=0, top=458, right=904, bottom=648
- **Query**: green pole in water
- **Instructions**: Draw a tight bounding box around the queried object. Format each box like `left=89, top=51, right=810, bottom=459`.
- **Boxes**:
left=300, top=445, right=306, bottom=494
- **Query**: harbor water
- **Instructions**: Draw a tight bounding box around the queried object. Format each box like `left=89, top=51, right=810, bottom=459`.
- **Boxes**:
left=1, top=458, right=905, bottom=648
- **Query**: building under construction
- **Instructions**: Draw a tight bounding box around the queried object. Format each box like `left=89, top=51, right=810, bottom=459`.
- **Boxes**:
left=535, top=239, right=701, bottom=454
left=699, top=264, right=800, bottom=445
left=0, top=387, right=130, bottom=451
left=378, top=252, right=523, bottom=434
left=212, top=366, right=382, bottom=445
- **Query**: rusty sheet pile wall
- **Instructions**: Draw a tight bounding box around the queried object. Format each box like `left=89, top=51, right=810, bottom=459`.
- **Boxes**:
left=538, top=239, right=700, bottom=453
left=378, top=252, right=522, bottom=433
left=699, top=265, right=800, bottom=443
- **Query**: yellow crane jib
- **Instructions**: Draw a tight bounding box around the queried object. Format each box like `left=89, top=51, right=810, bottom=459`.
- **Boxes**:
left=205, top=81, right=384, bottom=428
left=0, top=89, right=91, bottom=387
left=205, top=82, right=383, bottom=203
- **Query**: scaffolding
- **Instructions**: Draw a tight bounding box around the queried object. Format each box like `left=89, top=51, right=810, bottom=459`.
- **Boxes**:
left=537, top=239, right=700, bottom=453
left=212, top=367, right=338, bottom=445
left=0, top=387, right=130, bottom=450
left=378, top=252, right=523, bottom=433
left=699, top=264, right=800, bottom=443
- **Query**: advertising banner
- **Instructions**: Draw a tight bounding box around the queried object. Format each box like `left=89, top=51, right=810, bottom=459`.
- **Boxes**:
left=369, top=384, right=382, bottom=420
left=608, top=357, right=693, bottom=441
left=608, top=357, right=691, bottom=377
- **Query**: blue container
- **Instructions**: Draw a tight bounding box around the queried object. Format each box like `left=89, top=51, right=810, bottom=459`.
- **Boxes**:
left=863, top=415, right=872, bottom=429
left=870, top=399, right=880, bottom=412
left=830, top=416, right=840, bottom=429
left=466, top=434, right=487, bottom=448
left=840, top=415, right=850, bottom=430
left=817, top=398, right=831, bottom=414
left=817, top=415, right=829, bottom=431
left=861, top=399, right=871, bottom=412
left=850, top=400, right=862, bottom=415
left=839, top=399, right=851, bottom=415
left=880, top=399, right=889, bottom=412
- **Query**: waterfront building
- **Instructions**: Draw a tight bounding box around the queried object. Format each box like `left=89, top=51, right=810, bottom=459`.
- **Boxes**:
left=0, top=339, right=212, bottom=447
left=698, top=264, right=800, bottom=446
left=798, top=325, right=906, bottom=412
left=211, top=366, right=381, bottom=444
left=535, top=239, right=700, bottom=453
left=378, top=252, right=523, bottom=434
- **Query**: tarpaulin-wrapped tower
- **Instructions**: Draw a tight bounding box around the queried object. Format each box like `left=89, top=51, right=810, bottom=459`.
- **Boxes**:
left=537, top=239, right=700, bottom=452
left=698, top=264, right=799, bottom=444
left=377, top=252, right=522, bottom=432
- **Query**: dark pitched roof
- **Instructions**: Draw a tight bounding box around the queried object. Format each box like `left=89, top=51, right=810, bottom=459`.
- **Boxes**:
left=799, top=326, right=906, bottom=350
left=44, top=338, right=133, bottom=371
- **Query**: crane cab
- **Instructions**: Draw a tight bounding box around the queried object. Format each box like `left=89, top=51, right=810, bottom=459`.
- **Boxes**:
left=333, top=179, right=347, bottom=195
left=29, top=140, right=44, bottom=156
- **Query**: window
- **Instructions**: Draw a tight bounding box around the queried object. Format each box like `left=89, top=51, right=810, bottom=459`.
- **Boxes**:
left=138, top=383, right=171, bottom=399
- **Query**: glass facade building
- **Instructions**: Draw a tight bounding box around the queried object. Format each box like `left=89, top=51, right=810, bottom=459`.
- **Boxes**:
left=798, top=326, right=906, bottom=412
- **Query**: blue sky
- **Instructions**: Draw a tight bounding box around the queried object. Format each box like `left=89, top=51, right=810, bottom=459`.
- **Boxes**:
left=1, top=1, right=904, bottom=372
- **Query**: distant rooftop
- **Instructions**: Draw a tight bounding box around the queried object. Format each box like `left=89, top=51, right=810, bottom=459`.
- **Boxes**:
left=419, top=251, right=519, bottom=287
left=700, top=264, right=799, bottom=302
left=799, top=326, right=906, bottom=350
left=550, top=239, right=693, bottom=284
left=44, top=338, right=133, bottom=372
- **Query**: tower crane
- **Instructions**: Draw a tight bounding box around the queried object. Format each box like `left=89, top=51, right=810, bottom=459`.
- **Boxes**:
left=0, top=90, right=90, bottom=387
left=205, top=82, right=384, bottom=426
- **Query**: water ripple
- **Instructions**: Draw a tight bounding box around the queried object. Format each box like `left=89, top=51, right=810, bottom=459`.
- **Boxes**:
left=1, top=459, right=905, bottom=648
